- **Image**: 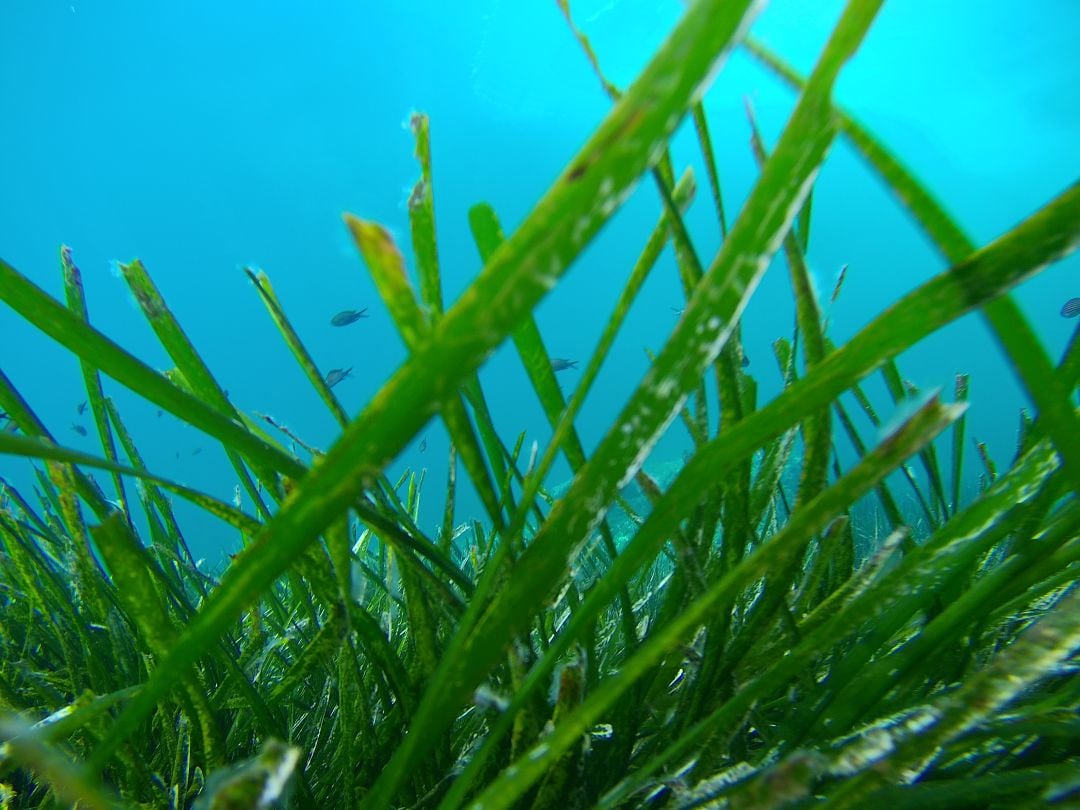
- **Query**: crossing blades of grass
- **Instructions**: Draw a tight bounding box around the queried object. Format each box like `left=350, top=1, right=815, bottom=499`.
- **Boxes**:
left=479, top=175, right=1079, bottom=809
left=83, top=0, right=766, bottom=779
left=745, top=38, right=1080, bottom=495
left=1, top=0, right=1077, bottom=806
left=469, top=395, right=963, bottom=809
left=429, top=2, right=885, bottom=804
left=0, top=259, right=304, bottom=482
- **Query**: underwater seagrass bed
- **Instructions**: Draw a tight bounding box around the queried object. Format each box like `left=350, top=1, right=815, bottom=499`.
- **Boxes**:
left=1, top=1, right=1079, bottom=808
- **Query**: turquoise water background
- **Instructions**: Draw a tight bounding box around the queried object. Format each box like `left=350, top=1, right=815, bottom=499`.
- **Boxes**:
left=2, top=0, right=1077, bottom=562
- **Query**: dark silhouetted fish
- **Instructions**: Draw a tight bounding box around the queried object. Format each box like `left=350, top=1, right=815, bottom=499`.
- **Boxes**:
left=741, top=353, right=750, bottom=368
left=325, top=367, right=353, bottom=388
left=71, top=424, right=87, bottom=437
left=331, top=309, right=368, bottom=326
left=1061, top=298, right=1080, bottom=318
left=77, top=400, right=88, bottom=415
left=419, top=437, right=427, bottom=453
left=551, top=358, right=578, bottom=372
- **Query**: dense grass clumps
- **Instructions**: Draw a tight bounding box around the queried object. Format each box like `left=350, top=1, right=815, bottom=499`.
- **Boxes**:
left=1, top=1, right=1078, bottom=807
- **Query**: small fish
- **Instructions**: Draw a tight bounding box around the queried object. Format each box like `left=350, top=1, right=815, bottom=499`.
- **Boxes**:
left=156, top=409, right=164, bottom=418
left=77, top=400, right=88, bottom=415
left=419, top=437, right=427, bottom=453
left=71, top=424, right=87, bottom=437
left=670, top=307, right=684, bottom=316
left=192, top=448, right=202, bottom=456
left=741, top=353, right=750, bottom=368
left=1061, top=298, right=1080, bottom=318
left=325, top=367, right=353, bottom=388
left=331, top=309, right=368, bottom=327
left=551, top=358, right=578, bottom=372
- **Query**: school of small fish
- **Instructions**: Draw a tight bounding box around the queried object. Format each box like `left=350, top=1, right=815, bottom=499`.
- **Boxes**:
left=1062, top=298, right=1080, bottom=318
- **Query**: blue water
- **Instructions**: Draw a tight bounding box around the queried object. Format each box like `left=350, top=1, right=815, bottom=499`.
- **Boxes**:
left=1, top=0, right=1077, bottom=562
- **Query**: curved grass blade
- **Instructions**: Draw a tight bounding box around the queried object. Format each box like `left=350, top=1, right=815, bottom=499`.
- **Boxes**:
left=101, top=397, right=210, bottom=579
left=61, top=246, right=133, bottom=525
left=979, top=298, right=1080, bottom=490
left=557, top=0, right=621, bottom=99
